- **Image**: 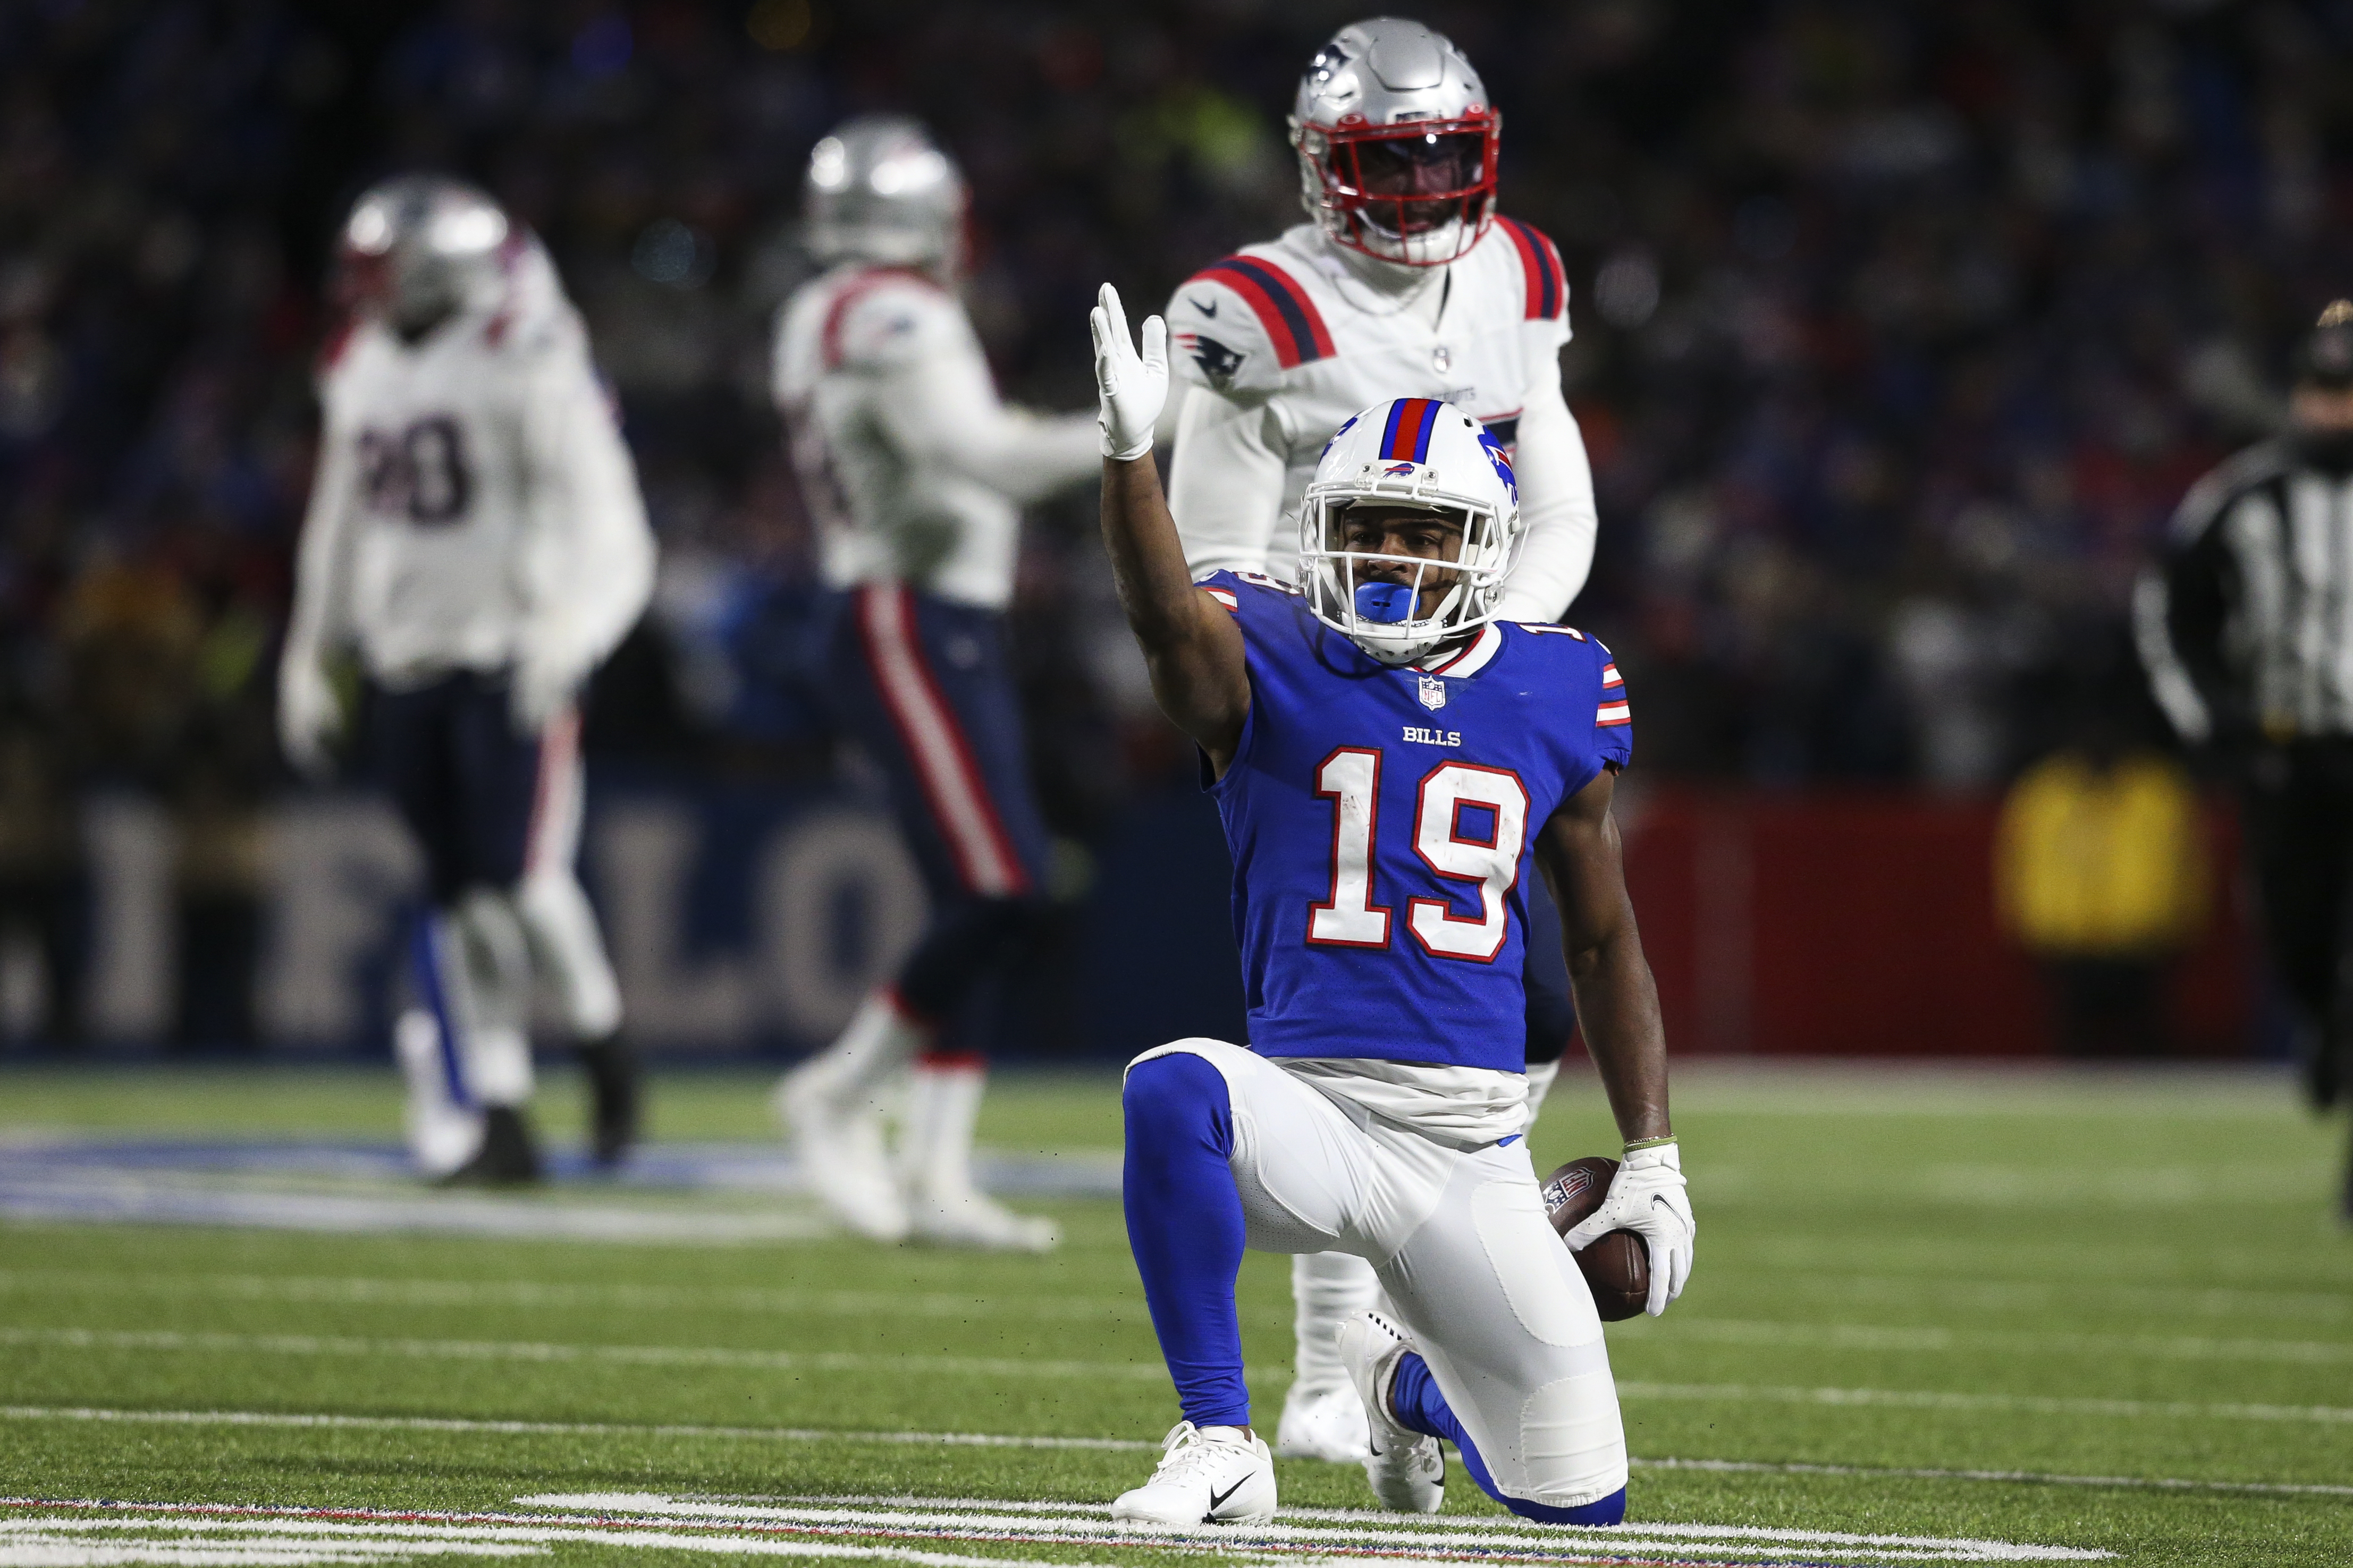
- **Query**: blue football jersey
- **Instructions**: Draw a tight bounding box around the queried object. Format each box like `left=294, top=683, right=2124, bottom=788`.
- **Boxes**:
left=1200, top=570, right=1633, bottom=1073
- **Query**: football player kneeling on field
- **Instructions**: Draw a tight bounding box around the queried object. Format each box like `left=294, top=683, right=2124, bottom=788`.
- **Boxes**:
left=1091, top=286, right=1693, bottom=1526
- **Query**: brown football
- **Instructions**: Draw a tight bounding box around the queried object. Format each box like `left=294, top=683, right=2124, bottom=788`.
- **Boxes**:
left=1539, top=1157, right=1650, bottom=1322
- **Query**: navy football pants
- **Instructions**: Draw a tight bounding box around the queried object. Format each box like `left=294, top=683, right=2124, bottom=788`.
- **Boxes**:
left=825, top=584, right=1053, bottom=1035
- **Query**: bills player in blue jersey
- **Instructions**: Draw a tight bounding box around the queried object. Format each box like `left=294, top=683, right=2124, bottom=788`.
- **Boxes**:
left=1087, top=284, right=1694, bottom=1527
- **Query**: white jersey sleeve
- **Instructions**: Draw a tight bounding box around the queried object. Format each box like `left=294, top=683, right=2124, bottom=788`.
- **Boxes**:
left=1167, top=386, right=1289, bottom=578
left=773, top=268, right=1096, bottom=607
left=513, top=316, right=656, bottom=682
left=1492, top=367, right=1598, bottom=624
left=1162, top=257, right=1320, bottom=578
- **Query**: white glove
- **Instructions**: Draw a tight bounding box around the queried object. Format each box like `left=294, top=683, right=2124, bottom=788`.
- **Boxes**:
left=1089, top=282, right=1168, bottom=461
left=1563, top=1139, right=1694, bottom=1317
left=511, top=648, right=586, bottom=735
left=277, top=648, right=343, bottom=781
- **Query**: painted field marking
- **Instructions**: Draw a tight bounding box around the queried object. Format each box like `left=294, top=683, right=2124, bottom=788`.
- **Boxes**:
left=9, top=1271, right=2348, bottom=1366
left=0, top=1495, right=2113, bottom=1567
left=0, top=1405, right=1159, bottom=1452
left=0, top=1508, right=1117, bottom=1568
left=1643, top=1318, right=2353, bottom=1366
left=1702, top=1271, right=2353, bottom=1324
left=7, top=1408, right=2348, bottom=1501
left=0, top=1176, right=834, bottom=1244
left=12, top=1323, right=2347, bottom=1423
left=0, top=1269, right=1151, bottom=1325
left=518, top=1491, right=2116, bottom=1561
left=0, top=1326, right=1171, bottom=1384
left=1614, top=1379, right=2353, bottom=1425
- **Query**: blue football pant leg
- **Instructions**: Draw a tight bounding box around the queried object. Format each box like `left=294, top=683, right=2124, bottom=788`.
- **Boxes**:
left=1122, top=1052, right=1250, bottom=1428
left=1391, top=1353, right=1627, bottom=1525
left=896, top=894, right=1049, bottom=1027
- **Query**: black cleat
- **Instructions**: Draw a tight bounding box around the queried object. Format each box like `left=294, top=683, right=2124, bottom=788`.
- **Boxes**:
left=580, top=1034, right=641, bottom=1167
left=440, top=1106, right=542, bottom=1186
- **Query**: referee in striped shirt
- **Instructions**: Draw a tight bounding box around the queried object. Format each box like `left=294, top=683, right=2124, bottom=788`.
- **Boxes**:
left=2138, top=301, right=2353, bottom=1221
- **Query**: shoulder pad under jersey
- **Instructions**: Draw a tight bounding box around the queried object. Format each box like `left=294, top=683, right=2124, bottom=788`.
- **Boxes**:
left=1166, top=249, right=1334, bottom=400
left=818, top=268, right=960, bottom=374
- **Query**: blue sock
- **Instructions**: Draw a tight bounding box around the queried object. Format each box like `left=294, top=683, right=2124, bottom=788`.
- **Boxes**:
left=1122, top=1054, right=1250, bottom=1429
left=1391, top=1352, right=1627, bottom=1525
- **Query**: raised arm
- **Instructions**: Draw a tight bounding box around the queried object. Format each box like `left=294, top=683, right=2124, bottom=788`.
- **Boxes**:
left=1091, top=284, right=1251, bottom=774
left=1534, top=764, right=1694, bottom=1316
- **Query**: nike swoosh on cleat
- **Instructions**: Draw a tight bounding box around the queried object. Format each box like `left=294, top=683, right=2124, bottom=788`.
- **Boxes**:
left=1207, top=1478, right=1248, bottom=1514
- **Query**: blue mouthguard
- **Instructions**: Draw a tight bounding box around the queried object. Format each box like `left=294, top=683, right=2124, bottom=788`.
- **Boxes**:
left=1354, top=581, right=1414, bottom=624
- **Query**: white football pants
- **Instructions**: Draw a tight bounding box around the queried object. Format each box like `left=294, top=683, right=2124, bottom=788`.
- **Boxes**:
left=516, top=709, right=623, bottom=1040
left=1135, top=1039, right=1628, bottom=1511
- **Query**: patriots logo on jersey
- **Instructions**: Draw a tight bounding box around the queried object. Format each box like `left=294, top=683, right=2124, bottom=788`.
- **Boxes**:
left=1187, top=333, right=1246, bottom=391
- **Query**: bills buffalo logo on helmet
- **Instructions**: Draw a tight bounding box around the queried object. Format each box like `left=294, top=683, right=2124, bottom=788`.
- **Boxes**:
left=1383, top=461, right=1416, bottom=476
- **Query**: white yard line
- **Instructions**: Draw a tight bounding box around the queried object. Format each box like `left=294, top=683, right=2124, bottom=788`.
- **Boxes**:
left=0, top=1406, right=1158, bottom=1451
left=1613, top=1379, right=2353, bottom=1425
left=0, top=1270, right=1150, bottom=1325
left=1641, top=1318, right=2353, bottom=1365
left=0, top=1514, right=1117, bottom=1568
left=0, top=1327, right=1169, bottom=1384
left=513, top=1494, right=2113, bottom=1559
left=9, top=1272, right=2344, bottom=1366
left=5, top=1408, right=2345, bottom=1499
left=0, top=1497, right=2113, bottom=1566
left=22, top=1326, right=2330, bottom=1424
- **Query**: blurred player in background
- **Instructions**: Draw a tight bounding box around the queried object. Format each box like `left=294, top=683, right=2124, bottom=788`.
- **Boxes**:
left=2139, top=299, right=2353, bottom=1221
left=1161, top=17, right=1602, bottom=1459
left=280, top=176, right=655, bottom=1183
left=770, top=116, right=1099, bottom=1251
left=1091, top=287, right=1692, bottom=1525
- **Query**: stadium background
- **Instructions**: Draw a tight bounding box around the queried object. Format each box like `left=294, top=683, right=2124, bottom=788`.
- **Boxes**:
left=0, top=0, right=2343, bottom=1062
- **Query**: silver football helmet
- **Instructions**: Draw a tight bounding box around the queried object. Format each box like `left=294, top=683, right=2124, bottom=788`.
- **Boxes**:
left=337, top=175, right=512, bottom=336
left=1290, top=18, right=1499, bottom=268
left=804, top=115, right=966, bottom=270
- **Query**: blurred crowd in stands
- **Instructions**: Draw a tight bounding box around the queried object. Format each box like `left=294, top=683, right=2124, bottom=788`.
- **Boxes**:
left=0, top=0, right=2346, bottom=1047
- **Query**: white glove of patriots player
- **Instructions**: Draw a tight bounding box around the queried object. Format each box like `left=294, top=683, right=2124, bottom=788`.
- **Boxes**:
left=1089, top=282, right=1168, bottom=461
left=277, top=647, right=344, bottom=782
left=1563, top=1139, right=1695, bottom=1317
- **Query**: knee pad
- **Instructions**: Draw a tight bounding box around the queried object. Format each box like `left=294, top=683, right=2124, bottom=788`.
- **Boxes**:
left=1123, top=1051, right=1233, bottom=1160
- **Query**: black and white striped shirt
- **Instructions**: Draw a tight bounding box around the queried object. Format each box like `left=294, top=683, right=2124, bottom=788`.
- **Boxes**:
left=2137, top=439, right=2353, bottom=744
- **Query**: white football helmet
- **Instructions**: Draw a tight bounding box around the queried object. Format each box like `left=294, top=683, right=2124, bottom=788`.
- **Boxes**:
left=338, top=175, right=513, bottom=335
left=1289, top=18, right=1499, bottom=268
left=1298, top=397, right=1522, bottom=666
left=804, top=114, right=966, bottom=271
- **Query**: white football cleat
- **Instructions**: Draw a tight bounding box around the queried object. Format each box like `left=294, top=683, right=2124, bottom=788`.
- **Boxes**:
left=907, top=1186, right=1059, bottom=1252
left=1335, top=1311, right=1444, bottom=1513
left=1272, top=1379, right=1371, bottom=1462
left=775, top=1071, right=909, bottom=1243
left=1110, top=1421, right=1277, bottom=1526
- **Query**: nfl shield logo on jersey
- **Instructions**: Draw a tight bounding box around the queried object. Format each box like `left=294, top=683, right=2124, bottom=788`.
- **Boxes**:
left=1419, top=674, right=1447, bottom=710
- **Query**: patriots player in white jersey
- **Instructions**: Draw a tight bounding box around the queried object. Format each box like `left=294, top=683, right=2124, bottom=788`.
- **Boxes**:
left=769, top=117, right=1100, bottom=1251
left=280, top=176, right=655, bottom=1183
left=1090, top=284, right=1692, bottom=1526
left=1163, top=16, right=1603, bottom=1461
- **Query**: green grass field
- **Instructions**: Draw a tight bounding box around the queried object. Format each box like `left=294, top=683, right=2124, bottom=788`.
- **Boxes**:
left=1, top=1061, right=2348, bottom=1567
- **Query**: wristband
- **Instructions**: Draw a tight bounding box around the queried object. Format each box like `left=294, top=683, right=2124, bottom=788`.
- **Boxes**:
left=1623, top=1135, right=1677, bottom=1154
